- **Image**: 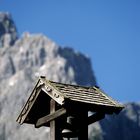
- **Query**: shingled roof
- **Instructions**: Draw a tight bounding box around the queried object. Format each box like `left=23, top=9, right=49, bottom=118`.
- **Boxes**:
left=17, top=76, right=124, bottom=125
left=49, top=81, right=121, bottom=108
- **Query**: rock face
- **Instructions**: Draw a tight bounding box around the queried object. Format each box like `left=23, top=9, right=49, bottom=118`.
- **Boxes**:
left=0, top=13, right=96, bottom=140
left=102, top=102, right=140, bottom=140
left=89, top=103, right=140, bottom=140
left=0, top=12, right=17, bottom=47
left=0, top=12, right=140, bottom=140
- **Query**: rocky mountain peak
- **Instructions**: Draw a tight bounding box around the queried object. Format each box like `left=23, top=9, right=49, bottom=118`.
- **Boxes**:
left=0, top=12, right=18, bottom=47
left=0, top=12, right=140, bottom=140
left=0, top=14, right=96, bottom=139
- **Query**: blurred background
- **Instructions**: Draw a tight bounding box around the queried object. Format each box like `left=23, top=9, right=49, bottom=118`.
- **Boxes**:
left=0, top=1, right=140, bottom=140
left=1, top=0, right=140, bottom=102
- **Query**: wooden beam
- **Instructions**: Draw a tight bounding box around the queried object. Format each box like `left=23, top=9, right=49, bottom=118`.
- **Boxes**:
left=50, top=99, right=56, bottom=140
left=35, top=108, right=66, bottom=128
left=42, top=83, right=65, bottom=105
left=88, top=113, right=105, bottom=125
left=16, top=79, right=42, bottom=124
left=50, top=99, right=64, bottom=140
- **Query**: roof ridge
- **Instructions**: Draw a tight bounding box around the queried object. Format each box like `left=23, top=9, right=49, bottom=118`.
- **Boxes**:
left=49, top=80, right=98, bottom=89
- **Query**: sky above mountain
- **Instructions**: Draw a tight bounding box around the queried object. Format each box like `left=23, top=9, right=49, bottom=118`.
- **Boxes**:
left=0, top=0, right=140, bottom=102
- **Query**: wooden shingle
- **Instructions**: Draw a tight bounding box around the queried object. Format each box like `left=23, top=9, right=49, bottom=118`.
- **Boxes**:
left=49, top=81, right=122, bottom=107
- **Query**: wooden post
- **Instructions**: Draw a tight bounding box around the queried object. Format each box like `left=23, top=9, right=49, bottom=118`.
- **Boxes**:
left=50, top=99, right=63, bottom=140
left=50, top=99, right=56, bottom=140
left=78, top=111, right=88, bottom=140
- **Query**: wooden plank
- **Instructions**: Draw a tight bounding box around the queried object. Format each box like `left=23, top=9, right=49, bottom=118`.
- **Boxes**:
left=42, top=83, right=65, bottom=105
left=67, top=96, right=114, bottom=105
left=50, top=99, right=64, bottom=140
left=36, top=108, right=66, bottom=128
left=88, top=113, right=105, bottom=125
left=67, top=98, right=115, bottom=107
left=16, top=79, right=42, bottom=124
left=64, top=93, right=114, bottom=103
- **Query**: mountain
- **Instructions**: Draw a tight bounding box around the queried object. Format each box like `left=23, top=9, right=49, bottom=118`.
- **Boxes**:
left=0, top=12, right=96, bottom=140
left=0, top=12, right=17, bottom=47
left=89, top=102, right=140, bottom=140
left=0, top=12, right=140, bottom=140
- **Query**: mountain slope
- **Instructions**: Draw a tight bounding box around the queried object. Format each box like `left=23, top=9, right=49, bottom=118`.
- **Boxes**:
left=0, top=12, right=140, bottom=140
left=0, top=12, right=17, bottom=47
left=89, top=103, right=140, bottom=140
left=0, top=13, right=96, bottom=140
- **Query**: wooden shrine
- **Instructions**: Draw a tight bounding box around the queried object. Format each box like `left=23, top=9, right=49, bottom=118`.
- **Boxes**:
left=17, top=76, right=124, bottom=140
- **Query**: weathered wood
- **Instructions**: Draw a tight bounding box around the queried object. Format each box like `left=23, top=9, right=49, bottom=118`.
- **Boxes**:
left=17, top=77, right=124, bottom=126
left=58, top=89, right=112, bottom=100
left=16, top=77, right=124, bottom=140
left=49, top=80, right=124, bottom=109
left=42, top=81, right=65, bottom=105
left=50, top=99, right=56, bottom=140
left=16, top=79, right=42, bottom=124
left=36, top=108, right=66, bottom=128
left=63, top=94, right=114, bottom=104
left=50, top=99, right=63, bottom=140
left=88, top=113, right=105, bottom=125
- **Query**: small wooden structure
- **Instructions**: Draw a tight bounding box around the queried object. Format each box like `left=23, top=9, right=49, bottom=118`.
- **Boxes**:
left=17, top=76, right=124, bottom=140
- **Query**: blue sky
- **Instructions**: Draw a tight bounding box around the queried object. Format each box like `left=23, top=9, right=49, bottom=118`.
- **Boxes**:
left=0, top=0, right=140, bottom=102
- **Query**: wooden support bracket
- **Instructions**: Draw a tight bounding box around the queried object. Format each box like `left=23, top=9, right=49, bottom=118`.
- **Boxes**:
left=36, top=108, right=66, bottom=128
left=88, top=113, right=105, bottom=125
